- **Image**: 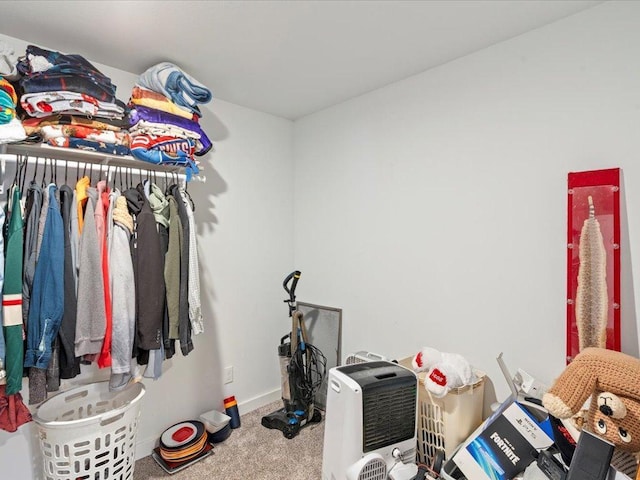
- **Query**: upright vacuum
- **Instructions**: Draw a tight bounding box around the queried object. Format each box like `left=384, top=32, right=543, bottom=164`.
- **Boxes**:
left=261, top=271, right=326, bottom=439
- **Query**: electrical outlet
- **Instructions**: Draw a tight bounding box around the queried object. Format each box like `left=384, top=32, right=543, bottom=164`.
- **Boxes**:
left=224, top=366, right=233, bottom=384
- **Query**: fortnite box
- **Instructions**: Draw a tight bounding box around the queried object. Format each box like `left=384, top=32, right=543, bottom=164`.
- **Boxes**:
left=451, top=399, right=555, bottom=480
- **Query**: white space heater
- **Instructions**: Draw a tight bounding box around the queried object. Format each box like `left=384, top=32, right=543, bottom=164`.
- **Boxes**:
left=322, top=361, right=418, bottom=480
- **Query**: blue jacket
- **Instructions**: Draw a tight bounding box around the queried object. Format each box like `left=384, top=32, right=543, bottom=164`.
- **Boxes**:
left=24, top=184, right=65, bottom=369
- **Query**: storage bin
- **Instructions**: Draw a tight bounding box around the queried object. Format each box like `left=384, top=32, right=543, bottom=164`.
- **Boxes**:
left=199, top=409, right=231, bottom=434
left=34, top=381, right=145, bottom=480
left=200, top=409, right=232, bottom=443
left=399, top=357, right=485, bottom=464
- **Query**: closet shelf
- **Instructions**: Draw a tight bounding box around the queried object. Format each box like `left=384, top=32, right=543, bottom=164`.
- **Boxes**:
left=0, top=143, right=185, bottom=173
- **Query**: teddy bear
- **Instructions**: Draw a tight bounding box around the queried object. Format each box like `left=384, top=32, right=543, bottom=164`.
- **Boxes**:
left=411, top=346, right=476, bottom=398
left=542, top=347, right=640, bottom=477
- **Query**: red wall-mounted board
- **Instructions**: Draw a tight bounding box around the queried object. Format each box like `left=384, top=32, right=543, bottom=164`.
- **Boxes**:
left=566, top=168, right=620, bottom=364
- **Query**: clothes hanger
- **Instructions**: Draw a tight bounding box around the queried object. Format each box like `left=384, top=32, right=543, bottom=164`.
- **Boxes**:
left=9, top=155, right=23, bottom=203
left=40, top=157, right=48, bottom=188
left=49, top=158, right=55, bottom=186
left=117, top=166, right=123, bottom=191
left=9, top=156, right=19, bottom=187
left=159, top=171, right=167, bottom=193
left=109, top=165, right=113, bottom=189
left=31, top=156, right=39, bottom=184
left=183, top=188, right=195, bottom=212
left=6, top=155, right=19, bottom=209
left=18, top=155, right=28, bottom=194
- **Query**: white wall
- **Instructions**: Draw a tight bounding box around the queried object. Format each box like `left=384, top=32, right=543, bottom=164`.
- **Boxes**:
left=0, top=33, right=294, bottom=479
left=4, top=0, right=640, bottom=476
left=293, top=0, right=640, bottom=406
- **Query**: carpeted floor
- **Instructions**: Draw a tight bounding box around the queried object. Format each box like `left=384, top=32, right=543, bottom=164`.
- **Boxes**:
left=133, top=401, right=324, bottom=479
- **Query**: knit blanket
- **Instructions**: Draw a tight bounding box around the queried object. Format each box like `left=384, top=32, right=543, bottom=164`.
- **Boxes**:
left=138, top=62, right=211, bottom=113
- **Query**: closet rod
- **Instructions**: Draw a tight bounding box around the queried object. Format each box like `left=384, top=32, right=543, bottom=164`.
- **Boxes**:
left=0, top=152, right=204, bottom=181
left=0, top=151, right=206, bottom=185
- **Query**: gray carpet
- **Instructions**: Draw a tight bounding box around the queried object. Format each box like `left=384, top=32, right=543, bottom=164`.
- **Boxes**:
left=133, top=401, right=324, bottom=479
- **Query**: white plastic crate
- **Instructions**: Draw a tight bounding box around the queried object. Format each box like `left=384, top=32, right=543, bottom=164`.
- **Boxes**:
left=399, top=358, right=485, bottom=464
left=34, top=381, right=145, bottom=480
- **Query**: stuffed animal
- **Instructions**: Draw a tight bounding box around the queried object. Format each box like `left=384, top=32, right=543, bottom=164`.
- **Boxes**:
left=411, top=346, right=476, bottom=398
left=542, top=348, right=640, bottom=476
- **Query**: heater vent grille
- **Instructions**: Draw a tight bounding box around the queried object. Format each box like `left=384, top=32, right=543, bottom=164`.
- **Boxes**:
left=345, top=351, right=389, bottom=365
left=358, top=457, right=386, bottom=480
left=362, top=382, right=416, bottom=452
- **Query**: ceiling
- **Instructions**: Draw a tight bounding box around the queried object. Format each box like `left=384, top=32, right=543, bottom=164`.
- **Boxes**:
left=0, top=0, right=604, bottom=120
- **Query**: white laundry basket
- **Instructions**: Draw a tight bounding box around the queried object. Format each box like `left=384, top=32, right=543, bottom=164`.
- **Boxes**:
left=34, top=381, right=145, bottom=480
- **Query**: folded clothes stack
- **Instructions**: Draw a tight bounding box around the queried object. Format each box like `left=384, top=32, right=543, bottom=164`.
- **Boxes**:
left=128, top=62, right=213, bottom=179
left=0, top=75, right=26, bottom=144
left=1, top=42, right=213, bottom=181
left=15, top=45, right=130, bottom=155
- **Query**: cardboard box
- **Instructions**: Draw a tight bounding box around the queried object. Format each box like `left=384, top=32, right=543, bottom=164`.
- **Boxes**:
left=450, top=398, right=555, bottom=480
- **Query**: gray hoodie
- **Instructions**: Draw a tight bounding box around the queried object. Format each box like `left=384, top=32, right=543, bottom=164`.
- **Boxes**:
left=75, top=193, right=107, bottom=357
left=109, top=193, right=136, bottom=374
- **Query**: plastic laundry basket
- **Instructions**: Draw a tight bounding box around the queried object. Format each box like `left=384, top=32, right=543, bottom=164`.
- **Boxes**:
left=399, top=357, right=485, bottom=464
left=34, top=381, right=145, bottom=480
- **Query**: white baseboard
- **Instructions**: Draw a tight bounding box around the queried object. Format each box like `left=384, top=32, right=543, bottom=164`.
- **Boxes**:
left=238, top=388, right=281, bottom=416
left=134, top=388, right=281, bottom=460
left=135, top=436, right=158, bottom=460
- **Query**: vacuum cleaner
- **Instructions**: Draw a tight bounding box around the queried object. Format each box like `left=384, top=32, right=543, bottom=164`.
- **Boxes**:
left=261, top=270, right=326, bottom=439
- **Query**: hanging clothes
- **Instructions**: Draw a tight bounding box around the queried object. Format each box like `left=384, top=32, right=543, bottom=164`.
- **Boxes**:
left=58, top=185, right=80, bottom=379
left=3, top=186, right=24, bottom=395
left=35, top=183, right=50, bottom=258
left=108, top=193, right=136, bottom=390
left=43, top=186, right=63, bottom=394
left=144, top=180, right=170, bottom=379
left=24, top=184, right=64, bottom=404
left=180, top=189, right=203, bottom=336
left=27, top=181, right=50, bottom=401
left=75, top=175, right=90, bottom=235
left=21, top=181, right=43, bottom=334
left=96, top=180, right=113, bottom=368
left=70, top=189, right=79, bottom=293
left=164, top=192, right=182, bottom=351
left=0, top=153, right=203, bottom=400
left=123, top=185, right=164, bottom=364
left=0, top=207, right=5, bottom=384
left=168, top=184, right=193, bottom=356
left=75, top=193, right=106, bottom=358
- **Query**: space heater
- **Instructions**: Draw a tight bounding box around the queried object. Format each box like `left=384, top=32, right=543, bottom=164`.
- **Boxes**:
left=322, top=361, right=418, bottom=480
